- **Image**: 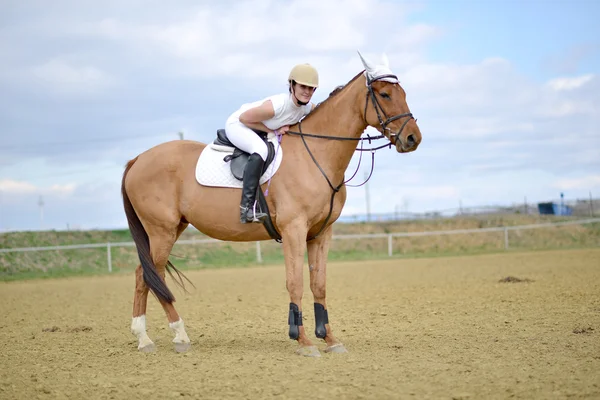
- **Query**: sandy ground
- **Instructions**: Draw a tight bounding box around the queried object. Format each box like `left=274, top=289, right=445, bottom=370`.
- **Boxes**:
left=0, top=248, right=599, bottom=399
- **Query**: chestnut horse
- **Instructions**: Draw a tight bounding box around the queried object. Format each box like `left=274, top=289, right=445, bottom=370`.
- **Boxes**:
left=121, top=52, right=422, bottom=356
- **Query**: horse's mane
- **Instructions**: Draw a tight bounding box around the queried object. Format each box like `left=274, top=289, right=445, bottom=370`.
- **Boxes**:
left=307, top=70, right=365, bottom=118
left=328, top=85, right=346, bottom=97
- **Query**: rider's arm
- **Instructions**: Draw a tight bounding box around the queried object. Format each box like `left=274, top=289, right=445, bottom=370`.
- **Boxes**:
left=239, top=100, right=275, bottom=133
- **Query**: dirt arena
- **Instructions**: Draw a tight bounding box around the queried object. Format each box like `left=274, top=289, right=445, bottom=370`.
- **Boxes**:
left=1, top=248, right=599, bottom=399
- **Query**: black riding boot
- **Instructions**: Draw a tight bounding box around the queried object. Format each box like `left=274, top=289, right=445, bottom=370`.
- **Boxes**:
left=240, top=153, right=268, bottom=224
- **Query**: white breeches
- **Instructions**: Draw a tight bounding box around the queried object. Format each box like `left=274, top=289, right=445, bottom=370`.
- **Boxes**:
left=225, top=120, right=269, bottom=161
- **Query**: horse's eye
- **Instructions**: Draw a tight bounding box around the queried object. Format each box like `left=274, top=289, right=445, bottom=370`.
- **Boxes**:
left=380, top=92, right=390, bottom=99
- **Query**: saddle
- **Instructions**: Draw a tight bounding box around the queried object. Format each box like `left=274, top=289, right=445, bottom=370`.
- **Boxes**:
left=212, top=128, right=277, bottom=181
left=212, top=128, right=282, bottom=242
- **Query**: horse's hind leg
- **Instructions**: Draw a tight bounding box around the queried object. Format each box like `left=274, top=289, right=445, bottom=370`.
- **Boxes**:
left=131, top=221, right=191, bottom=353
left=131, top=265, right=154, bottom=352
left=307, top=225, right=347, bottom=354
left=150, top=222, right=192, bottom=352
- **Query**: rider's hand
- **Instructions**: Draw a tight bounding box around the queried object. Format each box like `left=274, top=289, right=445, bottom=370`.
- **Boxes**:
left=277, top=125, right=290, bottom=135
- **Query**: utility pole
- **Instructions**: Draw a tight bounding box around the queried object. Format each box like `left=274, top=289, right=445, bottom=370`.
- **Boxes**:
left=560, top=192, right=564, bottom=209
left=38, top=195, right=44, bottom=230
left=364, top=170, right=371, bottom=222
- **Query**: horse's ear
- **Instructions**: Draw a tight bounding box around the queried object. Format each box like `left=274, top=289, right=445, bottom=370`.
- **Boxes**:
left=357, top=50, right=376, bottom=74
left=381, top=53, right=390, bottom=68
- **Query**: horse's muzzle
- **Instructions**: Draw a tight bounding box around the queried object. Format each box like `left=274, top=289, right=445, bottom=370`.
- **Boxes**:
left=396, top=133, right=420, bottom=153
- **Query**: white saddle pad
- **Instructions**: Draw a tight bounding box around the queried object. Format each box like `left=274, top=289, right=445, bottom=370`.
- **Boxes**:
left=195, top=134, right=283, bottom=188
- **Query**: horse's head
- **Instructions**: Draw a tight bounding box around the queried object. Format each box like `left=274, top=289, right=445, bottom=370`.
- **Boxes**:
left=358, top=51, right=422, bottom=153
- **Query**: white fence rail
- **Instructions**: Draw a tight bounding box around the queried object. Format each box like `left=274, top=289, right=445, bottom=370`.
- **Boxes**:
left=1, top=218, right=599, bottom=272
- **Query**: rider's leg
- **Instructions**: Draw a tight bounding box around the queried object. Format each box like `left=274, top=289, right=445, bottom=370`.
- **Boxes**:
left=224, top=121, right=269, bottom=223
left=239, top=153, right=268, bottom=223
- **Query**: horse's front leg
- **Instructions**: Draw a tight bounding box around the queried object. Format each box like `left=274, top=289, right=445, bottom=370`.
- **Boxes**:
left=281, top=220, right=321, bottom=357
left=307, top=225, right=348, bottom=353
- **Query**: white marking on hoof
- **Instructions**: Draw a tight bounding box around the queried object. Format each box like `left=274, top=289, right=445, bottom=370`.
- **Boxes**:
left=174, top=342, right=191, bottom=353
left=296, top=345, right=321, bottom=357
left=139, top=342, right=156, bottom=353
left=324, top=343, right=348, bottom=354
left=169, top=319, right=191, bottom=345
left=131, top=315, right=155, bottom=351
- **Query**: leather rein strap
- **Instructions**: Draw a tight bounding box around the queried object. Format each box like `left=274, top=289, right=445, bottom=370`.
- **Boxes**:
left=284, top=73, right=415, bottom=241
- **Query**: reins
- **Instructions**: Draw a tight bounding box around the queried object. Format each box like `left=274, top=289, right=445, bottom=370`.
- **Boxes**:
left=282, top=73, right=415, bottom=241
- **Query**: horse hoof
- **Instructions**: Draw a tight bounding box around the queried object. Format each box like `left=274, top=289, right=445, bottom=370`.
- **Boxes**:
left=138, top=343, right=156, bottom=353
left=296, top=345, right=321, bottom=357
left=324, top=343, right=348, bottom=354
left=174, top=342, right=191, bottom=353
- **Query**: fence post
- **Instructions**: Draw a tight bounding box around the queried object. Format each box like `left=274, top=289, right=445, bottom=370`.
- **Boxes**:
left=504, top=227, right=509, bottom=250
left=387, top=234, right=393, bottom=256
left=256, top=241, right=262, bottom=263
left=107, top=242, right=112, bottom=272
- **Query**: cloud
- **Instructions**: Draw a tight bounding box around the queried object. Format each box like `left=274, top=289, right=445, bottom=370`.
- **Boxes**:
left=0, top=179, right=76, bottom=196
left=30, top=59, right=115, bottom=95
left=82, top=0, right=415, bottom=53
left=28, top=0, right=425, bottom=85
left=49, top=183, right=77, bottom=195
left=552, top=175, right=600, bottom=190
left=0, top=179, right=37, bottom=194
left=537, top=74, right=598, bottom=118
left=398, top=58, right=599, bottom=179
left=0, top=0, right=433, bottom=167
left=543, top=43, right=600, bottom=75
left=0, top=180, right=120, bottom=231
left=391, top=23, right=443, bottom=48
left=546, top=74, right=594, bottom=91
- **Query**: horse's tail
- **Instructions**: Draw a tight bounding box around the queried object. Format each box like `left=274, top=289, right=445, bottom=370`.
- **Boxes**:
left=121, top=157, right=175, bottom=304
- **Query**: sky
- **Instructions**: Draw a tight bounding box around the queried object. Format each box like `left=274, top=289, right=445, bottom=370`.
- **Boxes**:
left=0, top=0, right=599, bottom=232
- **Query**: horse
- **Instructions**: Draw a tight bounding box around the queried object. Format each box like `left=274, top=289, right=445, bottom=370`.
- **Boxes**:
left=121, top=51, right=422, bottom=356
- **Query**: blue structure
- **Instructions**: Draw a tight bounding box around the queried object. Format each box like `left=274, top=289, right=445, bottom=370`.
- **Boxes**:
left=537, top=202, right=573, bottom=215
left=537, top=193, right=573, bottom=216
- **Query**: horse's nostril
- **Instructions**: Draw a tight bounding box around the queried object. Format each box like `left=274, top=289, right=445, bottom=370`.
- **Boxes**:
left=406, top=134, right=415, bottom=147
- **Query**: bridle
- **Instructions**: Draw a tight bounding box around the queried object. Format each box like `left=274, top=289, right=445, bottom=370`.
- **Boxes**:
left=364, top=73, right=414, bottom=147
left=287, top=73, right=415, bottom=150
left=280, top=73, right=416, bottom=241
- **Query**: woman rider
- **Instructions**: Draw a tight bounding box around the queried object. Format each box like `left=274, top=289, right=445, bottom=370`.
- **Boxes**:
left=225, top=63, right=319, bottom=223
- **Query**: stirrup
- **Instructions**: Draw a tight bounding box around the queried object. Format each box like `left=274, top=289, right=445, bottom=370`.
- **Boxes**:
left=240, top=204, right=267, bottom=224
left=247, top=210, right=267, bottom=223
